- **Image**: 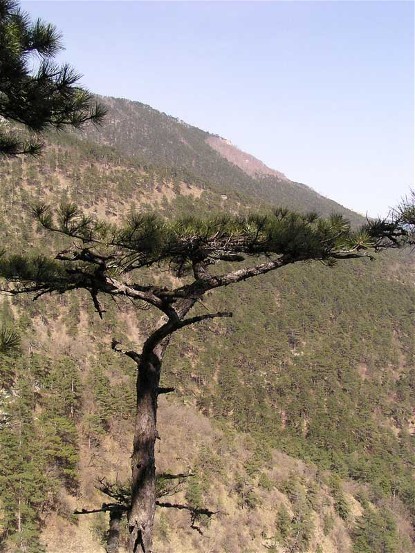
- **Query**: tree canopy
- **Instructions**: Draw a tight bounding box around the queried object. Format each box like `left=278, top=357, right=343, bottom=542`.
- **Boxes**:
left=0, top=205, right=407, bottom=308
left=0, top=0, right=106, bottom=155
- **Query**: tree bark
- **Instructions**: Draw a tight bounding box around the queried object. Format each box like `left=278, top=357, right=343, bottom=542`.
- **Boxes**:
left=106, top=508, right=123, bottom=553
left=128, top=350, right=161, bottom=553
left=127, top=298, right=196, bottom=552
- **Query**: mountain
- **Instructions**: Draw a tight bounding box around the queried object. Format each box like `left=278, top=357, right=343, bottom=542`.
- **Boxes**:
left=82, top=96, right=364, bottom=226
left=0, top=96, right=414, bottom=553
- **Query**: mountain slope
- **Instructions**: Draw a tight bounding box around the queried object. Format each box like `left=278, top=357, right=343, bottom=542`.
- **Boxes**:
left=205, top=135, right=289, bottom=179
left=82, top=96, right=364, bottom=225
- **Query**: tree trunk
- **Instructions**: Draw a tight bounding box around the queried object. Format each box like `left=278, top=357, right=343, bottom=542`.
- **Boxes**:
left=128, top=351, right=161, bottom=553
left=106, top=508, right=123, bottom=553
left=127, top=300, right=196, bottom=552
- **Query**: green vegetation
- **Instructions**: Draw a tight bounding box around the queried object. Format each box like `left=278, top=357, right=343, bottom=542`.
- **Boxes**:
left=0, top=0, right=105, bottom=156
left=0, top=345, right=80, bottom=549
left=352, top=508, right=400, bottom=553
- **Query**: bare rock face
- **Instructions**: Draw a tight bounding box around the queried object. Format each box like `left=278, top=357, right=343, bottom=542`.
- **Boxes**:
left=206, top=135, right=288, bottom=181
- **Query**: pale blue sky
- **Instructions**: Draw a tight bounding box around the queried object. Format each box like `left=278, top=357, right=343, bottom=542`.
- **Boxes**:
left=22, top=1, right=414, bottom=217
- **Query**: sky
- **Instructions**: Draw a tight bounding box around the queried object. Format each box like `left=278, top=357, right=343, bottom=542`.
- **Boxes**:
left=22, top=0, right=414, bottom=218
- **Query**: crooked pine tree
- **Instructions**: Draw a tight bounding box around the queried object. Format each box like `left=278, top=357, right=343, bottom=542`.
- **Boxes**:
left=0, top=205, right=408, bottom=553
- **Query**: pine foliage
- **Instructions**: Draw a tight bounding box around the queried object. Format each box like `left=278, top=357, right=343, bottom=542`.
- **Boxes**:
left=0, top=204, right=409, bottom=302
left=0, top=0, right=106, bottom=156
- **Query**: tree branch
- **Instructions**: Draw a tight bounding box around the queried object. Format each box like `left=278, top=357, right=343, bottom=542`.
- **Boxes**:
left=106, top=277, right=171, bottom=313
left=330, top=251, right=375, bottom=260
left=158, top=472, right=194, bottom=480
left=155, top=501, right=218, bottom=517
left=111, top=339, right=141, bottom=363
left=168, top=257, right=288, bottom=299
left=90, top=288, right=106, bottom=319
left=178, top=311, right=233, bottom=329
left=177, top=247, right=377, bottom=298
left=157, top=387, right=175, bottom=395
left=74, top=503, right=128, bottom=515
left=143, top=311, right=232, bottom=355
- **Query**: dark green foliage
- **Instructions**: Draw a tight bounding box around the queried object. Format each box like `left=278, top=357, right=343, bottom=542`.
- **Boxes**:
left=87, top=364, right=114, bottom=432
left=0, top=203, right=401, bottom=306
left=81, top=356, right=135, bottom=447
left=39, top=415, right=79, bottom=490
left=185, top=475, right=204, bottom=510
left=0, top=376, right=49, bottom=550
left=38, top=357, right=82, bottom=418
left=233, top=475, right=260, bottom=510
left=329, top=475, right=349, bottom=521
left=0, top=253, right=67, bottom=287
left=352, top=508, right=399, bottom=553
left=0, top=0, right=106, bottom=156
left=0, top=325, right=20, bottom=353
left=257, top=472, right=273, bottom=491
left=244, top=445, right=272, bottom=477
left=277, top=475, right=314, bottom=552
left=0, top=349, right=81, bottom=548
left=390, top=190, right=415, bottom=249
left=276, top=504, right=292, bottom=541
left=0, top=324, right=20, bottom=387
left=165, top=251, right=415, bottom=521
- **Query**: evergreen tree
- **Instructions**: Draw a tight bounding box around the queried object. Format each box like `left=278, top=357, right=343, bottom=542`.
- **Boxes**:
left=397, top=190, right=415, bottom=231
left=0, top=0, right=106, bottom=156
left=0, top=204, right=410, bottom=553
left=0, top=325, right=20, bottom=387
left=352, top=508, right=399, bottom=553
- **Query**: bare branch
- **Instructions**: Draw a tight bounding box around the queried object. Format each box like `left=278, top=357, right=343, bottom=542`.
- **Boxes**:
left=111, top=339, right=141, bottom=363
left=173, top=257, right=288, bottom=298
left=156, top=500, right=218, bottom=534
left=331, top=251, right=375, bottom=260
left=74, top=503, right=128, bottom=515
left=106, top=277, right=167, bottom=312
left=158, top=472, right=194, bottom=480
left=32, top=289, right=51, bottom=301
left=143, top=311, right=232, bottom=354
left=97, top=478, right=130, bottom=505
left=179, top=311, right=233, bottom=329
left=157, top=387, right=175, bottom=395
left=183, top=247, right=376, bottom=296
left=90, top=288, right=105, bottom=319
left=155, top=501, right=218, bottom=517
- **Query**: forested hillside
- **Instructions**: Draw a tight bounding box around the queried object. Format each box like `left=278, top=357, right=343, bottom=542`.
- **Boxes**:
left=0, top=105, right=414, bottom=553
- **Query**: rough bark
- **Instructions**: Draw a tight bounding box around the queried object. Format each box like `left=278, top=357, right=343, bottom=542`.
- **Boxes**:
left=127, top=299, right=196, bottom=553
left=128, top=351, right=161, bottom=553
left=106, top=508, right=123, bottom=553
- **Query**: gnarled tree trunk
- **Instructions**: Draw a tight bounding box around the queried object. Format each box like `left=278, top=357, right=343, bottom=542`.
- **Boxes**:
left=128, top=350, right=161, bottom=553
left=127, top=300, right=196, bottom=553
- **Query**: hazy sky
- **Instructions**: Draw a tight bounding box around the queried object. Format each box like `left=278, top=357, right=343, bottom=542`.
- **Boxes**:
left=22, top=1, right=414, bottom=218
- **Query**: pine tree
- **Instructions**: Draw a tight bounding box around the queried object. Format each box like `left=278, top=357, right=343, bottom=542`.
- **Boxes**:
left=0, top=204, right=410, bottom=553
left=0, top=0, right=106, bottom=156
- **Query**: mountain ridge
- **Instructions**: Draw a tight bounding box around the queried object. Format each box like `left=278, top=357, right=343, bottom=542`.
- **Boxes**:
left=80, top=95, right=364, bottom=226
